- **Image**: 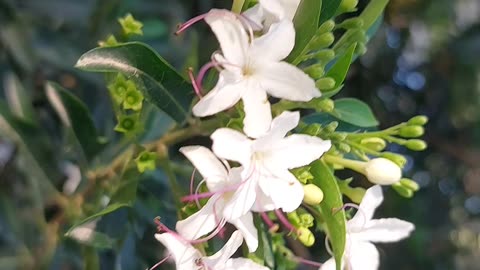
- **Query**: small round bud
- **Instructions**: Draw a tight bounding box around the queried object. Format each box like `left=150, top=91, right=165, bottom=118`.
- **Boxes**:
left=398, top=126, right=425, bottom=138
left=287, top=212, right=301, bottom=227
left=400, top=178, right=420, bottom=192
left=324, top=121, right=339, bottom=133
left=310, top=33, right=335, bottom=49
left=302, top=123, right=322, bottom=136
left=292, top=167, right=314, bottom=184
left=315, top=98, right=335, bottom=112
left=381, top=152, right=407, bottom=168
left=364, top=158, right=402, bottom=185
left=304, top=64, right=325, bottom=79
left=316, top=77, right=336, bottom=90
left=317, top=20, right=335, bottom=34
left=407, top=115, right=429, bottom=126
left=135, top=151, right=157, bottom=173
left=338, top=18, right=364, bottom=29
left=123, top=88, right=144, bottom=111
left=114, top=114, right=139, bottom=134
left=299, top=213, right=314, bottom=228
left=297, top=227, right=315, bottom=247
left=340, top=0, right=359, bottom=12
left=314, top=49, right=335, bottom=63
left=331, top=132, right=347, bottom=141
left=118, top=13, right=144, bottom=36
left=355, top=43, right=367, bottom=55
left=338, top=142, right=351, bottom=153
left=392, top=182, right=414, bottom=198
left=360, top=137, right=387, bottom=151
left=405, top=139, right=427, bottom=151
left=303, top=184, right=324, bottom=205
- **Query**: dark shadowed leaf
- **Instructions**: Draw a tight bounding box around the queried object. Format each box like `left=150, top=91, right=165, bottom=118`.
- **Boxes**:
left=325, top=43, right=357, bottom=89
left=319, top=0, right=342, bottom=24
left=3, top=73, right=36, bottom=124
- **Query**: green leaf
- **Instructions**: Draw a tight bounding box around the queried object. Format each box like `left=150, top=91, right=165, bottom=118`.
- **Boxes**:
left=3, top=72, right=36, bottom=124
left=288, top=0, right=322, bottom=62
left=319, top=0, right=342, bottom=24
left=45, top=82, right=103, bottom=161
left=68, top=203, right=130, bottom=231
left=329, top=98, right=379, bottom=127
left=251, top=215, right=275, bottom=268
left=310, top=160, right=346, bottom=270
left=325, top=43, right=357, bottom=89
left=75, top=42, right=194, bottom=123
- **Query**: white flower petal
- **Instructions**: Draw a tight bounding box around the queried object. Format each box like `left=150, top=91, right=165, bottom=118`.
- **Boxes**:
left=205, top=231, right=243, bottom=267
left=263, top=134, right=331, bottom=170
left=192, top=75, right=244, bottom=117
left=211, top=128, right=252, bottom=165
left=346, top=240, right=380, bottom=270
left=229, top=212, right=258, bottom=252
left=258, top=170, right=304, bottom=212
left=250, top=20, right=295, bottom=61
left=205, top=10, right=248, bottom=66
left=242, top=4, right=264, bottom=31
left=257, top=61, right=320, bottom=101
left=355, top=218, right=415, bottom=243
left=176, top=195, right=224, bottom=240
left=348, top=185, right=383, bottom=230
left=179, top=146, right=228, bottom=192
left=154, top=233, right=200, bottom=269
left=251, top=187, right=276, bottom=212
left=319, top=257, right=336, bottom=270
left=242, top=88, right=272, bottom=138
left=224, top=258, right=269, bottom=270
left=260, top=0, right=301, bottom=21
left=267, top=111, right=300, bottom=140
left=222, top=174, right=258, bottom=220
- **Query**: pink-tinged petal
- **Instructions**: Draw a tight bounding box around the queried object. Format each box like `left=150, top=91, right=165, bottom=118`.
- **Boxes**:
left=354, top=218, right=415, bottom=243
left=176, top=195, right=224, bottom=240
left=205, top=10, right=248, bottom=66
left=346, top=240, right=380, bottom=270
left=348, top=185, right=383, bottom=230
left=250, top=20, right=295, bottom=61
left=222, top=175, right=258, bottom=220
left=211, top=128, right=252, bottom=165
left=154, top=233, right=200, bottom=269
left=192, top=75, right=244, bottom=117
left=251, top=186, right=276, bottom=212
left=257, top=61, right=320, bottom=101
left=242, top=88, right=272, bottom=138
left=204, top=231, right=243, bottom=267
left=224, top=258, right=270, bottom=270
left=262, top=134, right=331, bottom=170
left=242, top=4, right=264, bottom=31
left=258, top=170, right=304, bottom=212
left=180, top=146, right=228, bottom=192
left=229, top=212, right=258, bottom=252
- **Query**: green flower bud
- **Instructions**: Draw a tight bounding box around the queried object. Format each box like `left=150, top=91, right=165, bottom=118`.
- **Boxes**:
left=291, top=167, right=314, bottom=184
left=297, top=227, right=315, bottom=247
left=114, top=114, right=139, bottom=134
left=381, top=152, right=407, bottom=168
left=338, top=18, right=364, bottom=29
left=340, top=0, right=359, bottom=12
left=364, top=158, right=402, bottom=185
left=311, top=98, right=334, bottom=112
left=317, top=20, right=336, bottom=34
left=355, top=43, right=367, bottom=55
left=304, top=64, right=325, bottom=79
left=338, top=142, right=351, bottom=153
left=302, top=124, right=322, bottom=136
left=299, top=213, right=314, bottom=228
left=331, top=132, right=347, bottom=141
left=392, top=182, right=414, bottom=198
left=350, top=30, right=367, bottom=44
left=108, top=74, right=133, bottom=104
left=407, top=115, right=429, bottom=126
left=310, top=33, right=335, bottom=50
left=405, top=139, right=427, bottom=151
left=316, top=77, right=336, bottom=90
left=313, top=49, right=335, bottom=63
left=287, top=212, right=301, bottom=227
left=324, top=121, right=339, bottom=133
left=135, top=151, right=157, bottom=173
left=400, top=178, right=420, bottom=192
left=303, top=184, right=324, bottom=205
left=118, top=13, right=143, bottom=36
left=99, top=35, right=119, bottom=47
left=398, top=125, right=425, bottom=138
left=123, top=88, right=144, bottom=111
left=360, top=137, right=387, bottom=151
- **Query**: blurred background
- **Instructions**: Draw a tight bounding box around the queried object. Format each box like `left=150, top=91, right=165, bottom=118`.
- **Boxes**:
left=0, top=0, right=479, bottom=269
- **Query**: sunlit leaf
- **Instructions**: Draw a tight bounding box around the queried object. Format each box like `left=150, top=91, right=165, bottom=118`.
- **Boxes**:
left=288, top=0, right=322, bottom=62
left=329, top=98, right=379, bottom=127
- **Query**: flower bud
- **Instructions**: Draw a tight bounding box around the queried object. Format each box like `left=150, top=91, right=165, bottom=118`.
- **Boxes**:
left=302, top=124, right=322, bottom=136
left=99, top=35, right=119, bottom=47
left=407, top=115, right=428, bottom=126
left=400, top=178, right=420, bottom=192
left=363, top=158, right=402, bottom=185
left=339, top=0, right=359, bottom=12
left=392, top=182, right=414, bottom=198
left=314, top=49, right=335, bottom=63
left=310, top=33, right=335, bottom=49
left=324, top=121, right=339, bottom=133
left=355, top=43, right=367, bottom=55
left=304, top=64, right=325, bottom=79
left=108, top=74, right=134, bottom=104
left=287, top=212, right=301, bottom=227
left=135, top=151, right=157, bottom=173
left=291, top=167, right=314, bottom=184
left=123, top=88, right=144, bottom=111
left=405, top=139, right=427, bottom=151
left=317, top=20, right=335, bottom=34
left=118, top=13, right=143, bottom=36
left=316, top=77, right=336, bottom=90
left=297, top=227, right=315, bottom=247
left=303, top=184, right=324, bottom=205
left=114, top=114, right=140, bottom=134
left=338, top=143, right=351, bottom=153
left=398, top=126, right=424, bottom=138
left=314, top=98, right=335, bottom=112
left=331, top=132, right=347, bottom=141
left=381, top=152, right=407, bottom=168
left=360, top=137, right=387, bottom=151
left=338, top=18, right=364, bottom=29
left=299, top=213, right=314, bottom=228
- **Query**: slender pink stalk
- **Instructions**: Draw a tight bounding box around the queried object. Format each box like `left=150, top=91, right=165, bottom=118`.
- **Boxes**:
left=175, top=13, right=208, bottom=35
left=149, top=255, right=172, bottom=270
left=260, top=212, right=276, bottom=229
left=274, top=209, right=297, bottom=233
left=188, top=68, right=203, bottom=98
left=293, top=256, right=323, bottom=268
left=189, top=168, right=197, bottom=197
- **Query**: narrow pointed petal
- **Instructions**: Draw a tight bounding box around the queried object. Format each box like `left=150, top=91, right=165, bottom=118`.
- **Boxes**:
left=205, top=10, right=249, bottom=66
left=263, top=134, right=331, bottom=170
left=176, top=195, right=224, bottom=240
left=260, top=0, right=301, bottom=21
left=204, top=231, right=244, bottom=267
left=267, top=111, right=300, bottom=140
left=222, top=174, right=258, bottom=220
left=211, top=128, right=252, bottom=165
left=242, top=88, right=272, bottom=138
left=251, top=187, right=276, bottom=212
left=250, top=20, right=295, bottom=61
left=242, top=4, right=264, bottom=31
left=192, top=75, right=244, bottom=117
left=229, top=212, right=258, bottom=252
left=346, top=240, right=380, bottom=270
left=258, top=170, right=304, bottom=212
left=257, top=61, right=320, bottom=101
left=154, top=233, right=199, bottom=269
left=224, top=258, right=270, bottom=270
left=348, top=185, right=383, bottom=230
left=354, top=218, right=415, bottom=243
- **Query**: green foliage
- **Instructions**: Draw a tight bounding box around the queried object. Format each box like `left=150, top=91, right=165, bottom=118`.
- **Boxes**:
left=288, top=0, right=322, bottom=61
left=330, top=98, right=379, bottom=127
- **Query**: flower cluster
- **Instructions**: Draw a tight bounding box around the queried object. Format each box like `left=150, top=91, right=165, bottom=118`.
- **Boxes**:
left=151, top=1, right=417, bottom=269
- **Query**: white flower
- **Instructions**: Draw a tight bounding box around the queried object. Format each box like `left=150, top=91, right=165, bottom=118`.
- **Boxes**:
left=193, top=10, right=320, bottom=138
left=211, top=111, right=331, bottom=219
left=176, top=146, right=258, bottom=252
left=155, top=230, right=268, bottom=270
left=244, top=0, right=301, bottom=31
left=364, top=158, right=402, bottom=185
left=320, top=185, right=415, bottom=270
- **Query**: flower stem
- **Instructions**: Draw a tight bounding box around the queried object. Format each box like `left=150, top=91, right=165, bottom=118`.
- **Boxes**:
left=232, top=0, right=245, bottom=13
left=323, top=155, right=366, bottom=174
